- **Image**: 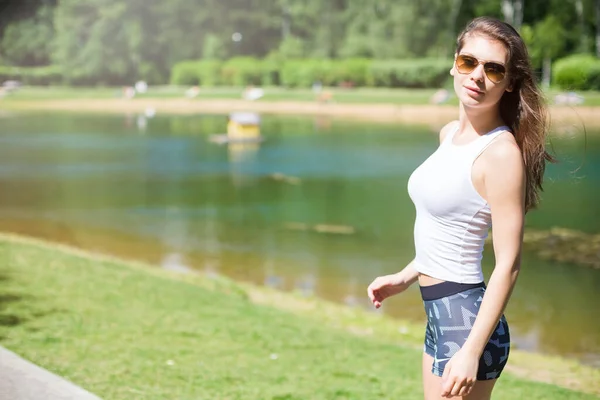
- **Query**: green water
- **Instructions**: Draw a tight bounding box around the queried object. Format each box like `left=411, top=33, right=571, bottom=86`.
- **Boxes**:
left=0, top=111, right=598, bottom=367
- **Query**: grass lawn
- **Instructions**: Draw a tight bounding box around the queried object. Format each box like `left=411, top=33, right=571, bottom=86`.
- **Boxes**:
left=0, top=233, right=598, bottom=399
left=0, top=85, right=441, bottom=105
left=3, top=85, right=600, bottom=106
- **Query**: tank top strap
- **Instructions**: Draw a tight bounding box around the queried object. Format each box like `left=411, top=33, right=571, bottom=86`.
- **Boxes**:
left=471, top=125, right=510, bottom=159
left=441, top=122, right=460, bottom=147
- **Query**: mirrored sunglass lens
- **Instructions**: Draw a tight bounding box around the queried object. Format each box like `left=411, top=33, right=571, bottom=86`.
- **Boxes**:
left=457, top=56, right=477, bottom=72
left=484, top=63, right=505, bottom=82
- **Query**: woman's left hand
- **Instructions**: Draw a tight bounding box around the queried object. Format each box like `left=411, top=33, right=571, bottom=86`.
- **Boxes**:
left=440, top=348, right=479, bottom=398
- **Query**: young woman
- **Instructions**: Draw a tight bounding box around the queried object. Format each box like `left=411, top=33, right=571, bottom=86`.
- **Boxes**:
left=367, top=17, right=553, bottom=399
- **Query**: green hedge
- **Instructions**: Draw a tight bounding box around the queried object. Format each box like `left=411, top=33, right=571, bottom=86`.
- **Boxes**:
left=279, top=58, right=371, bottom=87
left=0, top=65, right=63, bottom=85
left=170, top=60, right=222, bottom=86
left=221, top=57, right=264, bottom=86
left=553, top=54, right=600, bottom=90
left=170, top=57, right=452, bottom=88
left=280, top=60, right=330, bottom=87
left=369, top=59, right=452, bottom=88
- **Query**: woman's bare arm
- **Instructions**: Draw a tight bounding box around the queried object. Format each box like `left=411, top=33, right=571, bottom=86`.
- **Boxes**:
left=462, top=138, right=525, bottom=356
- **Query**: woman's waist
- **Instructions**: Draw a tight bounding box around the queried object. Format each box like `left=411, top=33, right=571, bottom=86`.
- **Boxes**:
left=412, top=257, right=484, bottom=285
left=418, top=278, right=486, bottom=301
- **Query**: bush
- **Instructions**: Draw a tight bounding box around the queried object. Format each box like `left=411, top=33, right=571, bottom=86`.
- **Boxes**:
left=279, top=59, right=371, bottom=88
left=280, top=59, right=327, bottom=87
left=170, top=60, right=222, bottom=86
left=553, top=54, right=600, bottom=90
left=326, top=58, right=370, bottom=87
left=196, top=60, right=222, bottom=86
left=261, top=55, right=281, bottom=86
left=220, top=57, right=263, bottom=86
left=368, top=59, right=452, bottom=88
left=586, top=63, right=600, bottom=91
left=170, top=57, right=453, bottom=89
left=170, top=61, right=200, bottom=85
left=0, top=65, right=63, bottom=85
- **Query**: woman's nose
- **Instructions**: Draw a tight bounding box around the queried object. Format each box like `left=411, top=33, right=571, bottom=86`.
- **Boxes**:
left=470, top=64, right=486, bottom=82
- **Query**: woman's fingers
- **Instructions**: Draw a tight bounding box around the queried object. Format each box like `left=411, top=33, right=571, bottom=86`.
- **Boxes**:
left=367, top=286, right=374, bottom=302
left=451, top=381, right=463, bottom=397
left=440, top=363, right=454, bottom=397
left=371, top=289, right=382, bottom=307
left=457, top=385, right=470, bottom=397
left=441, top=380, right=462, bottom=398
left=367, top=285, right=378, bottom=306
left=367, top=277, right=393, bottom=308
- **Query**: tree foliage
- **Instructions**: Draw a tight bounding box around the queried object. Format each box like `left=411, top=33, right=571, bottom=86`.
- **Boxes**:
left=1, top=0, right=600, bottom=85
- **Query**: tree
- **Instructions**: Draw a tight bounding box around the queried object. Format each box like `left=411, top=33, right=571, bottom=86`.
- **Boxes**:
left=502, top=0, right=524, bottom=31
left=521, top=15, right=566, bottom=87
left=52, top=0, right=177, bottom=84
left=4, top=0, right=600, bottom=86
left=0, top=5, right=54, bottom=66
left=574, top=0, right=589, bottom=52
left=0, top=0, right=56, bottom=38
left=596, top=0, right=600, bottom=56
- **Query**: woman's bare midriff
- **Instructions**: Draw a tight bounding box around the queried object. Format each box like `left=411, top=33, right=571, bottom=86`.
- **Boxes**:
left=418, top=273, right=447, bottom=287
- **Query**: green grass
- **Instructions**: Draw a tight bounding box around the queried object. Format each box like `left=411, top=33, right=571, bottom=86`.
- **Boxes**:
left=1, top=85, right=441, bottom=105
left=4, top=85, right=600, bottom=106
left=0, top=234, right=598, bottom=399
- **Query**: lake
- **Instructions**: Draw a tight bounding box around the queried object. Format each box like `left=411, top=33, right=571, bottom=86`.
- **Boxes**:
left=0, top=110, right=598, bottom=367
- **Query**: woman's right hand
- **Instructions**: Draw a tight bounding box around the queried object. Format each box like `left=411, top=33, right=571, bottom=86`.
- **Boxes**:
left=366, top=273, right=407, bottom=309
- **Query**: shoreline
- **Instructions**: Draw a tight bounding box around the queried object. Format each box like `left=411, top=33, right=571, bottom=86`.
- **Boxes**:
left=0, top=231, right=598, bottom=396
left=2, top=98, right=599, bottom=130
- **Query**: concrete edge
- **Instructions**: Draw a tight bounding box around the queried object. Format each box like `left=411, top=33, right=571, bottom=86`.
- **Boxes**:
left=0, top=346, right=102, bottom=400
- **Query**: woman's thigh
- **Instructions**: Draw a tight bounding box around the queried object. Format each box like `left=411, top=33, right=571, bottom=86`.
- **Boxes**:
left=423, top=352, right=443, bottom=400
left=422, top=352, right=497, bottom=400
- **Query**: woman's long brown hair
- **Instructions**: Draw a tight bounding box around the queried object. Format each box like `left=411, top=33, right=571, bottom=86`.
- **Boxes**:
left=456, top=17, right=555, bottom=212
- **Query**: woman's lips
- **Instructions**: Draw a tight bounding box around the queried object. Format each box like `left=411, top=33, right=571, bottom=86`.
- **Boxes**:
left=465, top=86, right=483, bottom=95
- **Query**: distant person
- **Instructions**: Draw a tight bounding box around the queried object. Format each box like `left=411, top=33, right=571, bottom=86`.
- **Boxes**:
left=122, top=86, right=136, bottom=99
left=367, top=17, right=553, bottom=399
left=185, top=86, right=200, bottom=98
left=135, top=80, right=148, bottom=93
left=2, top=80, right=21, bottom=93
left=311, top=80, right=323, bottom=94
left=430, top=88, right=451, bottom=104
left=554, top=91, right=584, bottom=106
left=316, top=90, right=333, bottom=104
left=312, top=80, right=333, bottom=103
left=242, top=85, right=264, bottom=101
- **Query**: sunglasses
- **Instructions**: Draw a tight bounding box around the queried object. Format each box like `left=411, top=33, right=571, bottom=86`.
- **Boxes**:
left=455, top=54, right=507, bottom=84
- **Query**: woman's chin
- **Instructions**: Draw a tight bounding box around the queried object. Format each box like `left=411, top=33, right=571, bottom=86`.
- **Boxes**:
left=460, top=96, right=485, bottom=107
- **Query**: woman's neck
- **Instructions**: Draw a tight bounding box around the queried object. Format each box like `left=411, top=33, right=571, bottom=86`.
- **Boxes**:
left=458, top=103, right=505, bottom=136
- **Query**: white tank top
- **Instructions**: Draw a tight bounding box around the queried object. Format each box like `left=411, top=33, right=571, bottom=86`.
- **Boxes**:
left=407, top=123, right=509, bottom=283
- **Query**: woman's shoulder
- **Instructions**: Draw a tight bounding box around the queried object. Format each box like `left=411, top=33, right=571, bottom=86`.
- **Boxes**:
left=438, top=120, right=459, bottom=144
left=483, top=131, right=524, bottom=171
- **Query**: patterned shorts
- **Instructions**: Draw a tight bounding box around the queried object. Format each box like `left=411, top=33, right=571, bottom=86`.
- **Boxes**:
left=421, top=281, right=510, bottom=380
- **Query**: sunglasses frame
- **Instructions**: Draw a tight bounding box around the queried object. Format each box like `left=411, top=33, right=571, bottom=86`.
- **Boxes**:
left=455, top=53, right=507, bottom=84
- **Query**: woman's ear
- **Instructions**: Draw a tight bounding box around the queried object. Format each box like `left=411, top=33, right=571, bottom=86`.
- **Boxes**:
left=506, top=79, right=514, bottom=92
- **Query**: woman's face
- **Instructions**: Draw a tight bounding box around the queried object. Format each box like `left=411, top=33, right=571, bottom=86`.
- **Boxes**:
left=451, top=34, right=513, bottom=110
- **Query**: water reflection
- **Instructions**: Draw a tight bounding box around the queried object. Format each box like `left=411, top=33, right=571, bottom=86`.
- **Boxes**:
left=161, top=252, right=193, bottom=274
left=294, top=272, right=316, bottom=297
left=263, top=257, right=284, bottom=290
left=228, top=142, right=261, bottom=188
